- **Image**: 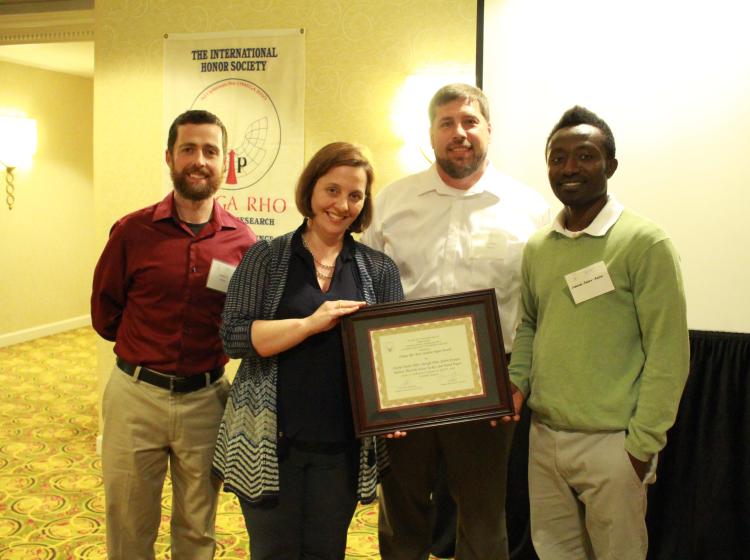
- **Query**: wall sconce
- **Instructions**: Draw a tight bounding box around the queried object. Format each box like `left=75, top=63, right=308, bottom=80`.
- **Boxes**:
left=0, top=114, right=38, bottom=210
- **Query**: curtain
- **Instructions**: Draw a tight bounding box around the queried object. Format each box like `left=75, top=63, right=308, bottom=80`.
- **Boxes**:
left=647, top=330, right=750, bottom=559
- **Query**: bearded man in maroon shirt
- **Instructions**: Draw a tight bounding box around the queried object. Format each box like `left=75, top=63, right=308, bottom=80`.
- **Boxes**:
left=91, top=109, right=255, bottom=560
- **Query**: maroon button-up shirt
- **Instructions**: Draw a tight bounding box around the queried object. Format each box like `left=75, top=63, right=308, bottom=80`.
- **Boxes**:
left=91, top=193, right=255, bottom=376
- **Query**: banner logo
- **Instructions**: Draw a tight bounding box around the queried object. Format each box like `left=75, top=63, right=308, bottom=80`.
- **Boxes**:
left=191, top=78, right=281, bottom=191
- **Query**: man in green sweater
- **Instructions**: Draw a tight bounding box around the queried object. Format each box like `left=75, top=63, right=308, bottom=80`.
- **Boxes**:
left=508, top=106, right=689, bottom=560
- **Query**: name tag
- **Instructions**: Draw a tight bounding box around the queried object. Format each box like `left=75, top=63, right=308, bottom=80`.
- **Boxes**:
left=206, top=259, right=237, bottom=293
left=470, top=230, right=508, bottom=259
left=564, top=261, right=615, bottom=305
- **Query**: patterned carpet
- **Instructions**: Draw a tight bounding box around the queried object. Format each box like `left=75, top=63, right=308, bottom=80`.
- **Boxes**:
left=0, top=327, right=381, bottom=559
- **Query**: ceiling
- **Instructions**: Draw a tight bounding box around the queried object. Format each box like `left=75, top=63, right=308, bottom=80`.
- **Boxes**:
left=0, top=0, right=94, bottom=78
left=0, top=41, right=93, bottom=77
left=0, top=1, right=93, bottom=15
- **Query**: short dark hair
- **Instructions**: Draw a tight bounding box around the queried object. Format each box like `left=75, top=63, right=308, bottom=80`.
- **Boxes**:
left=167, top=109, right=228, bottom=155
left=295, top=142, right=375, bottom=234
left=428, top=83, right=490, bottom=124
left=546, top=106, right=616, bottom=159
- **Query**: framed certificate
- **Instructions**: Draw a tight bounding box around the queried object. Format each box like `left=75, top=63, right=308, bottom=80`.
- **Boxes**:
left=341, top=289, right=512, bottom=436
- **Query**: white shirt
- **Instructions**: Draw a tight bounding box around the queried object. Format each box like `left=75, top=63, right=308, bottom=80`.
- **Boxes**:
left=552, top=195, right=624, bottom=238
left=361, top=163, right=550, bottom=352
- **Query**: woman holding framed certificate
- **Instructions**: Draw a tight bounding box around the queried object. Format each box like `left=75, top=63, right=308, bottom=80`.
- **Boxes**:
left=212, top=142, right=404, bottom=560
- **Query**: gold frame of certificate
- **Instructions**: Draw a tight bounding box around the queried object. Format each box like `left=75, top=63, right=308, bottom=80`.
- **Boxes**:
left=341, top=289, right=512, bottom=436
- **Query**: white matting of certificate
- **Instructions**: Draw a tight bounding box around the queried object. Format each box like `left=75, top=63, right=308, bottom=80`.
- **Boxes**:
left=369, top=315, right=486, bottom=411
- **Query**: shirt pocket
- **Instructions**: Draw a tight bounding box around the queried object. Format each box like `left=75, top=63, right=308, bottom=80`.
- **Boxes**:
left=469, top=230, right=509, bottom=260
left=467, top=232, right=524, bottom=294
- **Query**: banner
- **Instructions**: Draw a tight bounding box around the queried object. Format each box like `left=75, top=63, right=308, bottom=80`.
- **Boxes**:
left=164, top=29, right=305, bottom=240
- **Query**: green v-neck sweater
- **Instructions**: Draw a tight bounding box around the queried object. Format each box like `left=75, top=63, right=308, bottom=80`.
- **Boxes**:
left=509, top=209, right=689, bottom=461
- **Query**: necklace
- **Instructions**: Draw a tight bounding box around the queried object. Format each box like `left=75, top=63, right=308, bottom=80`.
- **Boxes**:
left=302, top=234, right=336, bottom=280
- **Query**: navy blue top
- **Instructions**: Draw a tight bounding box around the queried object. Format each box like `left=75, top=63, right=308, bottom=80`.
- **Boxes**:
left=275, top=225, right=360, bottom=443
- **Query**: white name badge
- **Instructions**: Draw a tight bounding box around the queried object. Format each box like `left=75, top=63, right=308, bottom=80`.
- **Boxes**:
left=564, top=261, right=615, bottom=305
left=470, top=230, right=508, bottom=259
left=206, top=259, right=237, bottom=293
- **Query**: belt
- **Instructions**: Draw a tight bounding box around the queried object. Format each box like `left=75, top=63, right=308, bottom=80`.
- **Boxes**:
left=116, top=357, right=223, bottom=394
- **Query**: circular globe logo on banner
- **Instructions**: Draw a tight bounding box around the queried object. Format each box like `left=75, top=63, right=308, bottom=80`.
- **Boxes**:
left=191, top=78, right=281, bottom=191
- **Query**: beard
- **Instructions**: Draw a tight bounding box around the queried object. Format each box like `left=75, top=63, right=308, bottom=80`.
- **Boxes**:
left=170, top=165, right=223, bottom=201
left=435, top=143, right=487, bottom=179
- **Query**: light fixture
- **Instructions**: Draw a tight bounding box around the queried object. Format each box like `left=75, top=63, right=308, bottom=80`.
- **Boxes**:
left=0, top=114, right=38, bottom=210
left=391, top=68, right=475, bottom=173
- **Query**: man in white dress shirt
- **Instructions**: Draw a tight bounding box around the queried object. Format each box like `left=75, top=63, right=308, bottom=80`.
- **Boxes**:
left=362, top=83, right=549, bottom=560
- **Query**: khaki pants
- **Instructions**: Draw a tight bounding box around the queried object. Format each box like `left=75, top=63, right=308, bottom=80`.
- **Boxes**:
left=102, top=366, right=229, bottom=560
left=529, top=417, right=657, bottom=560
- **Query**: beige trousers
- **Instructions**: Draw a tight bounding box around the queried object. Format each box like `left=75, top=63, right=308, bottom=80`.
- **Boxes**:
left=102, top=366, right=230, bottom=560
left=528, top=417, right=657, bottom=560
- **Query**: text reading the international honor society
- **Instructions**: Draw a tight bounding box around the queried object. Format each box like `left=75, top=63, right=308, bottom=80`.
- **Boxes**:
left=191, top=47, right=278, bottom=72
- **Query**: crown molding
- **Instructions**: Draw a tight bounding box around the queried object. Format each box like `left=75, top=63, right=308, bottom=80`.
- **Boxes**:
left=0, top=9, right=93, bottom=45
left=0, top=1, right=93, bottom=15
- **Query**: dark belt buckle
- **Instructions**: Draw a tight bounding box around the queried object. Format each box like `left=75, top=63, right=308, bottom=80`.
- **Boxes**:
left=168, top=375, right=191, bottom=393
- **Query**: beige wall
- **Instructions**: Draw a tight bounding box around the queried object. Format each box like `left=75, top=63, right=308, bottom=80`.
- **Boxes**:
left=94, top=0, right=477, bottom=240
left=0, top=60, right=94, bottom=337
